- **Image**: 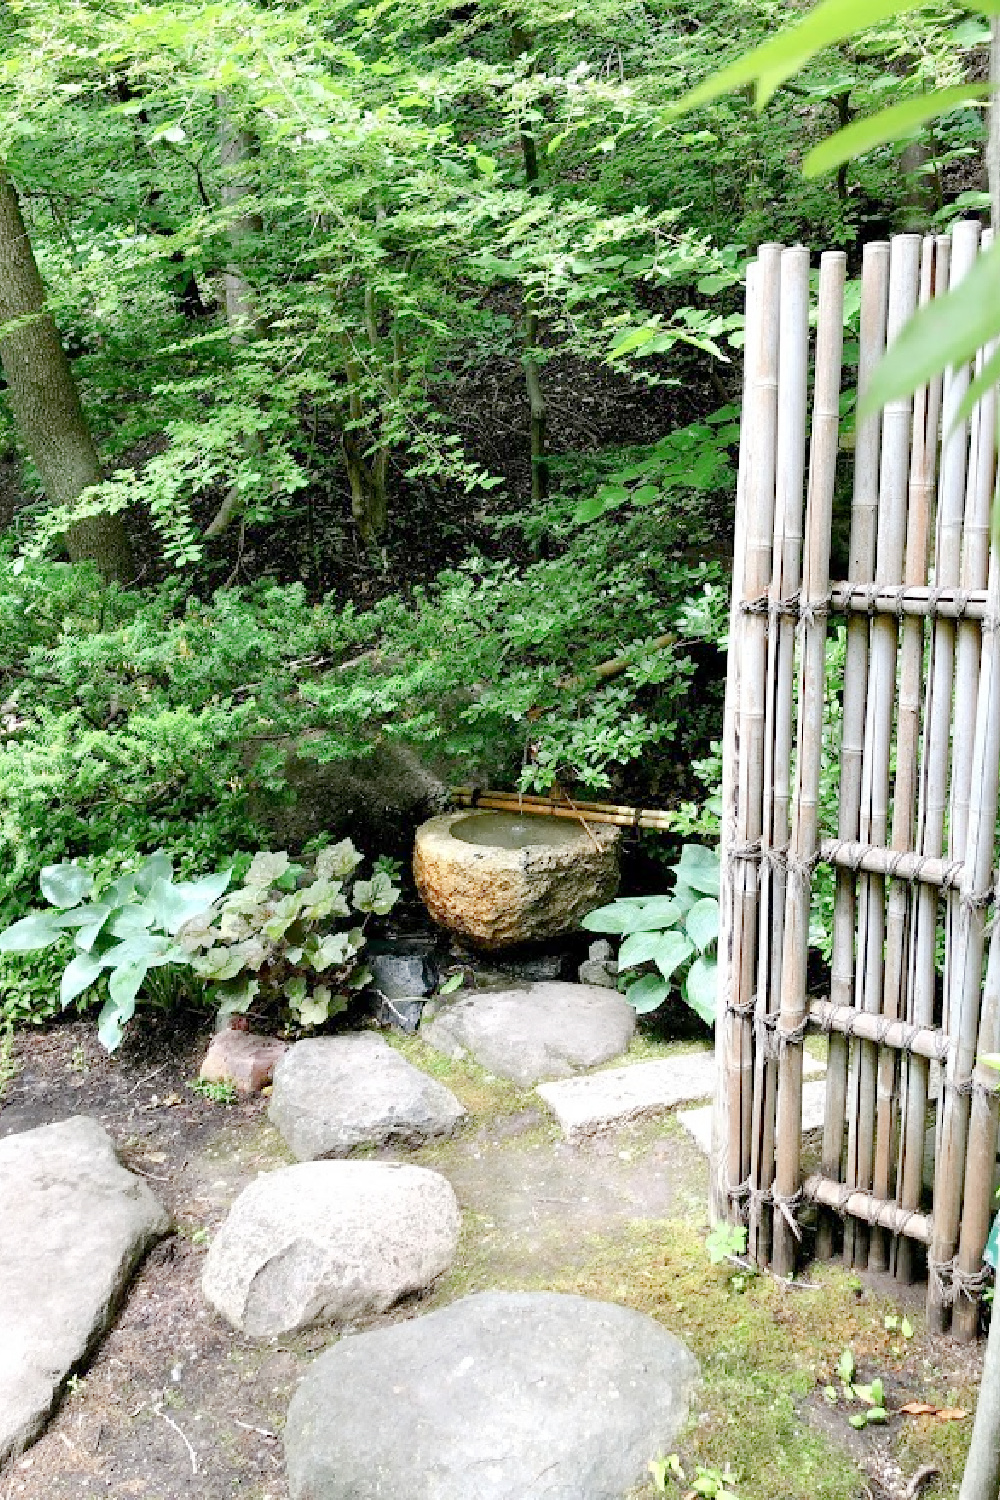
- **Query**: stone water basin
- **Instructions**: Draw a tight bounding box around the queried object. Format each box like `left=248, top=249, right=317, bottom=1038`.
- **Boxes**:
left=413, top=808, right=620, bottom=951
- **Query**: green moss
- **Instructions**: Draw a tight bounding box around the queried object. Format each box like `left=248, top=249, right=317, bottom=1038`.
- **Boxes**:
left=382, top=1031, right=533, bottom=1124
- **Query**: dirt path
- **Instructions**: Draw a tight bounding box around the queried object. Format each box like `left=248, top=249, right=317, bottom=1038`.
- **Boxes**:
left=0, top=1019, right=985, bottom=1500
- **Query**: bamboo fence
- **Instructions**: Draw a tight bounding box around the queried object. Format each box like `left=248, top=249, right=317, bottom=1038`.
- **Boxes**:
left=718, top=223, right=1000, bottom=1335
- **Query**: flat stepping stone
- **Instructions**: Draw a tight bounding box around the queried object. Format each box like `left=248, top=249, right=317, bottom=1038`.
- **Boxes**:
left=0, top=1115, right=169, bottom=1463
left=422, top=983, right=635, bottom=1088
left=202, top=1161, right=460, bottom=1336
left=678, top=1077, right=828, bottom=1155
left=268, top=1034, right=466, bottom=1159
left=538, top=1049, right=825, bottom=1140
left=285, top=1290, right=698, bottom=1500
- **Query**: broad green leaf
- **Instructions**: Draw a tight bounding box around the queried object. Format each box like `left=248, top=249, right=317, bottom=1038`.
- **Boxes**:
left=40, top=863, right=94, bottom=909
left=0, top=912, right=64, bottom=953
left=653, top=930, right=695, bottom=980
left=315, top=839, right=362, bottom=880
left=134, top=852, right=174, bottom=896
left=100, top=934, right=174, bottom=968
left=582, top=901, right=651, bottom=935
left=246, top=851, right=290, bottom=888
left=862, top=239, right=1000, bottom=419
left=625, top=973, right=672, bottom=1013
left=619, top=897, right=683, bottom=931
left=109, top=959, right=147, bottom=1008
left=957, top=344, right=1000, bottom=426
left=670, top=0, right=936, bottom=117
left=216, top=979, right=259, bottom=1024
left=50, top=903, right=111, bottom=929
left=684, top=956, right=718, bottom=1025
left=685, top=897, right=720, bottom=953
left=674, top=844, right=721, bottom=897
left=60, top=953, right=104, bottom=1007
left=805, top=86, right=991, bottom=177
left=75, top=907, right=114, bottom=952
left=608, top=325, right=659, bottom=360
left=148, top=871, right=231, bottom=934
left=97, top=991, right=139, bottom=1052
left=572, top=496, right=613, bottom=524
left=353, top=872, right=399, bottom=915
left=618, top=929, right=670, bottom=971
left=109, top=903, right=156, bottom=938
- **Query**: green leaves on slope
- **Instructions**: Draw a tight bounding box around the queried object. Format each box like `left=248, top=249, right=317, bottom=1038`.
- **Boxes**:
left=804, top=85, right=991, bottom=177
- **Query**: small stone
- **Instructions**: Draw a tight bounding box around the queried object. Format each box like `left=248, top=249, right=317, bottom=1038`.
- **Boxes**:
left=202, top=1161, right=460, bottom=1337
left=577, top=958, right=617, bottom=989
left=0, top=1117, right=170, bottom=1462
left=539, top=1050, right=826, bottom=1140
left=200, top=1030, right=288, bottom=1095
left=588, top=939, right=612, bottom=963
left=368, top=948, right=437, bottom=998
left=284, top=1291, right=698, bottom=1500
left=422, top=982, right=635, bottom=1088
left=497, top=951, right=567, bottom=982
left=268, top=1034, right=466, bottom=1159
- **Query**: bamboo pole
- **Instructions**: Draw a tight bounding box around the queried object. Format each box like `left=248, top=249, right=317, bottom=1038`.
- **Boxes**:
left=872, top=235, right=940, bottom=1274
left=828, top=584, right=991, bottom=620
left=726, top=245, right=782, bottom=1226
left=819, top=841, right=964, bottom=888
left=803, top=1176, right=932, bottom=1243
left=923, top=219, right=995, bottom=1326
left=771, top=251, right=846, bottom=1278
left=449, top=792, right=675, bottom=830
left=844, top=233, right=921, bottom=1271
left=749, top=245, right=810, bottom=1265
left=816, top=240, right=889, bottom=1262
left=935, top=345, right=1000, bottom=1337
left=952, top=541, right=1000, bottom=1342
left=808, top=1000, right=950, bottom=1061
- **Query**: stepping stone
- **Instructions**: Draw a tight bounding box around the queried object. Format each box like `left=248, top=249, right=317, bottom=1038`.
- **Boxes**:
left=538, top=1049, right=825, bottom=1141
left=0, top=1115, right=170, bottom=1463
left=285, top=1290, right=698, bottom=1500
left=200, top=1028, right=287, bottom=1094
left=677, top=1077, right=829, bottom=1155
left=269, top=1034, right=466, bottom=1160
left=202, top=1161, right=460, bottom=1337
left=422, top=983, right=635, bottom=1089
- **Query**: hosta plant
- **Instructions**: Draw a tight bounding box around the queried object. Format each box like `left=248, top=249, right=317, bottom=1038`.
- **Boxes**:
left=177, top=842, right=399, bottom=1030
left=0, top=855, right=232, bottom=1050
left=582, top=844, right=720, bottom=1024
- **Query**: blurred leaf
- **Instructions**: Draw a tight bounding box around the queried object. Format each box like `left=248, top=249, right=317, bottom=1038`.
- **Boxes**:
left=805, top=85, right=990, bottom=177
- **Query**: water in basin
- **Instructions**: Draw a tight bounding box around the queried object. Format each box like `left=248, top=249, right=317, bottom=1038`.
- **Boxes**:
left=452, top=812, right=586, bottom=850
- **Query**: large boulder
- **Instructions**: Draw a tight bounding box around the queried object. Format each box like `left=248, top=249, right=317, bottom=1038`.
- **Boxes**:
left=0, top=1116, right=170, bottom=1462
left=413, top=809, right=619, bottom=951
left=285, top=1290, right=699, bottom=1500
left=268, top=1034, right=466, bottom=1159
left=202, top=1160, right=460, bottom=1336
left=248, top=738, right=449, bottom=859
left=422, top=983, right=636, bottom=1088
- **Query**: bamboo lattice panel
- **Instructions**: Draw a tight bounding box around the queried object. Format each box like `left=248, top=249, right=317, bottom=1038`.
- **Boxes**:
left=716, top=224, right=1000, bottom=1340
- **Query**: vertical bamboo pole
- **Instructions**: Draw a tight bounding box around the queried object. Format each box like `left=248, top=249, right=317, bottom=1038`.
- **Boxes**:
left=871, top=236, right=940, bottom=1274
left=894, top=235, right=954, bottom=1283
left=721, top=246, right=782, bottom=1227
left=771, top=251, right=846, bottom=1279
left=844, top=233, right=922, bottom=1271
left=952, top=524, right=1000, bottom=1343
left=816, top=241, right=889, bottom=1261
left=920, top=219, right=985, bottom=1332
left=712, top=259, right=761, bottom=1225
left=749, top=246, right=810, bottom=1265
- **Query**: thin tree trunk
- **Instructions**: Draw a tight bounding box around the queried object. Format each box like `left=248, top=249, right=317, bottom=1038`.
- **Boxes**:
left=958, top=1290, right=1000, bottom=1500
left=0, top=171, right=133, bottom=580
left=990, top=18, right=1000, bottom=231
left=513, top=26, right=548, bottom=505
left=205, top=98, right=266, bottom=539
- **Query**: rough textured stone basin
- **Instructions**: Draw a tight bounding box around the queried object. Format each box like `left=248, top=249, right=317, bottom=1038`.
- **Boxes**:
left=413, top=809, right=619, bottom=951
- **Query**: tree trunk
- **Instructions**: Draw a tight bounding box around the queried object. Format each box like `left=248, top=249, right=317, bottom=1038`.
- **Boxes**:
left=0, top=170, right=133, bottom=580
left=957, top=1292, right=1000, bottom=1500
left=512, top=27, right=548, bottom=506
left=204, top=99, right=268, bottom=538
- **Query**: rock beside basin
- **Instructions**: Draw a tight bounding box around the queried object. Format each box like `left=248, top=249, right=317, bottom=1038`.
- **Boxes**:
left=422, top=982, right=636, bottom=1087
left=413, top=809, right=619, bottom=951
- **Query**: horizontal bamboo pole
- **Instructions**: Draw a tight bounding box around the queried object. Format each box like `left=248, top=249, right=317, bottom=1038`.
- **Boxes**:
left=807, top=1001, right=950, bottom=1061
left=803, top=1175, right=933, bottom=1244
left=818, top=840, right=968, bottom=889
left=449, top=789, right=675, bottom=831
left=743, top=584, right=992, bottom=621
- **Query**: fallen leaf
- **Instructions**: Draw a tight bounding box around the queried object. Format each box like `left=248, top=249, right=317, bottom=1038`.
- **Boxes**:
left=899, top=1402, right=967, bottom=1421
